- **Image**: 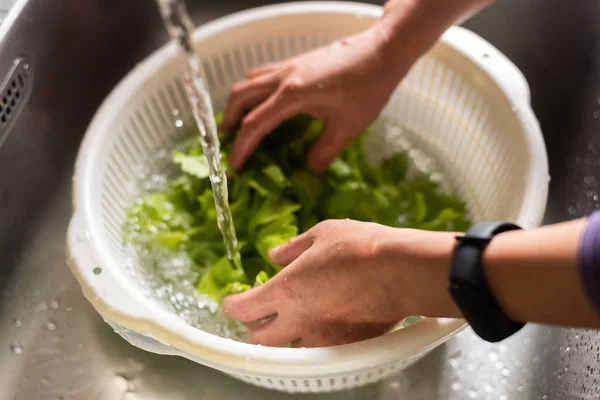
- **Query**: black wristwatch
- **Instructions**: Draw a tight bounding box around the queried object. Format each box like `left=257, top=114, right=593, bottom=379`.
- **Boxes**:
left=449, top=221, right=525, bottom=342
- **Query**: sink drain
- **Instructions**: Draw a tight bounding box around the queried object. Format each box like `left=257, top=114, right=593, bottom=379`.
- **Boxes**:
left=0, top=57, right=32, bottom=145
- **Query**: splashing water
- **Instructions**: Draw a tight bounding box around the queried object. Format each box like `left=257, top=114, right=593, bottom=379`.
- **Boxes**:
left=155, top=0, right=242, bottom=271
left=124, top=148, right=247, bottom=341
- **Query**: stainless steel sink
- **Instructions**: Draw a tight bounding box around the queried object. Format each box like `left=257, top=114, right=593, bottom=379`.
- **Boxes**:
left=1, top=0, right=600, bottom=399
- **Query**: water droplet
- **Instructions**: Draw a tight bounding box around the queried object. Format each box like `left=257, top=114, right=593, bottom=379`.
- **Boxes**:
left=45, top=321, right=57, bottom=331
left=172, top=108, right=180, bottom=116
left=517, top=385, right=524, bottom=392
left=565, top=346, right=571, bottom=352
left=13, top=318, right=21, bottom=328
left=449, top=358, right=460, bottom=368
left=451, top=381, right=462, bottom=391
left=175, top=119, right=183, bottom=128
left=524, top=338, right=531, bottom=345
left=468, top=389, right=478, bottom=398
left=35, top=303, right=48, bottom=312
left=489, top=351, right=498, bottom=362
left=388, top=381, right=400, bottom=390
left=594, top=110, right=600, bottom=119
left=502, top=368, right=510, bottom=377
left=499, top=395, right=507, bottom=400
left=10, top=343, right=22, bottom=354
left=50, top=300, right=59, bottom=309
left=76, top=230, right=90, bottom=242
left=93, top=267, right=102, bottom=275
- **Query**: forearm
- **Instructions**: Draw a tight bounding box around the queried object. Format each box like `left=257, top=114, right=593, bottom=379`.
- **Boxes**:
left=382, top=218, right=600, bottom=329
left=372, top=0, right=495, bottom=80
left=483, top=218, right=600, bottom=328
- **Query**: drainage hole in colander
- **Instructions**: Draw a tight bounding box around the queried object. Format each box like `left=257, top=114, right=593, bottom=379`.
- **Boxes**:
left=482, top=53, right=490, bottom=59
left=93, top=267, right=102, bottom=275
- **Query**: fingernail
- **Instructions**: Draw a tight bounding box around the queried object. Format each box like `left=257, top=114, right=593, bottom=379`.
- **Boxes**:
left=268, top=246, right=280, bottom=258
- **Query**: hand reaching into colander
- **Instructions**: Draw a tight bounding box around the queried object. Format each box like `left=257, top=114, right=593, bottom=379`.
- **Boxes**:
left=223, top=219, right=457, bottom=347
left=224, top=218, right=600, bottom=348
left=222, top=0, right=493, bottom=173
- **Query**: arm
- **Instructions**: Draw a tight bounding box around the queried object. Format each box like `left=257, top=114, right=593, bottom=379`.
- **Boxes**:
left=483, top=218, right=597, bottom=326
left=379, top=217, right=600, bottom=328
left=222, top=0, right=495, bottom=173
left=224, top=218, right=600, bottom=348
left=378, top=0, right=495, bottom=69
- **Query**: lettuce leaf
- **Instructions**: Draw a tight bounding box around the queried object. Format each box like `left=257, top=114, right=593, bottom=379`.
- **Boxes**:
left=124, top=113, right=471, bottom=303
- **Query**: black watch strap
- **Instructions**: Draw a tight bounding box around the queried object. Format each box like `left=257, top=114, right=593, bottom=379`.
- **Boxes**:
left=449, top=221, right=525, bottom=342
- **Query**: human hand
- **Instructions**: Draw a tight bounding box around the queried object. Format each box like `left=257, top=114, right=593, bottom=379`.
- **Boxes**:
left=221, top=25, right=409, bottom=174
left=221, top=0, right=495, bottom=174
left=223, top=219, right=460, bottom=347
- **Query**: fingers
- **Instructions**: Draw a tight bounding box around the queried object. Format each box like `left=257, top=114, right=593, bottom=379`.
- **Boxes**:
left=269, top=231, right=315, bottom=266
left=228, top=91, right=301, bottom=171
left=306, top=122, right=352, bottom=174
left=246, top=63, right=281, bottom=79
left=223, top=285, right=277, bottom=323
left=221, top=75, right=280, bottom=132
left=248, top=316, right=299, bottom=347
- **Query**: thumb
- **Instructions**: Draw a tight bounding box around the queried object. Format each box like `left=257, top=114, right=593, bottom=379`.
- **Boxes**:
left=306, top=123, right=352, bottom=174
left=269, top=231, right=315, bottom=267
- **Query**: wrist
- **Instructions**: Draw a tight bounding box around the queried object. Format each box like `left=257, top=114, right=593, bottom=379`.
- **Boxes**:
left=377, top=228, right=462, bottom=319
left=371, top=0, right=494, bottom=81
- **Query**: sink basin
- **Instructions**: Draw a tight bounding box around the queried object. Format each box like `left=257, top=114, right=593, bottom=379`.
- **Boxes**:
left=1, top=0, right=600, bottom=399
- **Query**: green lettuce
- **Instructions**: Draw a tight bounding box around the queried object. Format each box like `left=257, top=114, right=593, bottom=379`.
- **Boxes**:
left=123, top=113, right=471, bottom=302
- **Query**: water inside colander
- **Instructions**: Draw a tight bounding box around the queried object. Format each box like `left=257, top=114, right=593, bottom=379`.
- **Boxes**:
left=121, top=117, right=462, bottom=342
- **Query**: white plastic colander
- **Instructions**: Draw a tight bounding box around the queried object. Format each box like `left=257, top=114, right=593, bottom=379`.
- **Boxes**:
left=66, top=2, right=549, bottom=393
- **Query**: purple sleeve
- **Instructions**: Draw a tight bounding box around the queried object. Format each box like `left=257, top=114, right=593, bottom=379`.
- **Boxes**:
left=578, top=211, right=600, bottom=315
